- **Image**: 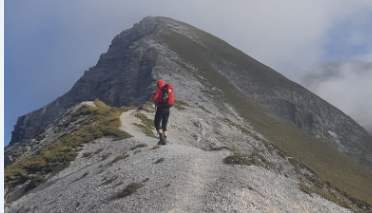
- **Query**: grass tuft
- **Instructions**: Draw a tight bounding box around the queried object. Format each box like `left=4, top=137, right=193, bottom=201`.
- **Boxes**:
left=174, top=99, right=188, bottom=110
left=108, top=154, right=129, bottom=166
left=154, top=158, right=165, bottom=164
left=135, top=113, right=156, bottom=137
left=224, top=153, right=263, bottom=167
left=117, top=182, right=143, bottom=198
left=109, top=174, right=119, bottom=183
left=131, top=143, right=148, bottom=150
left=152, top=145, right=161, bottom=150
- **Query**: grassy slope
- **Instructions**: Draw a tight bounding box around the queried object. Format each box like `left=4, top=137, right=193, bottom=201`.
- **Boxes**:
left=5, top=99, right=133, bottom=192
left=160, top=27, right=372, bottom=207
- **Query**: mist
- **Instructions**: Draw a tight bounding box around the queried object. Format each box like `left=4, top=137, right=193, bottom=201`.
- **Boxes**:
left=301, top=61, right=372, bottom=133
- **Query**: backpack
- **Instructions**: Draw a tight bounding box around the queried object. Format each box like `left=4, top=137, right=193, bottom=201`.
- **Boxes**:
left=159, top=84, right=174, bottom=106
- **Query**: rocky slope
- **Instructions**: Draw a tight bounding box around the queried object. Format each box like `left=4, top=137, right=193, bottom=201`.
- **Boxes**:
left=5, top=16, right=372, bottom=212
left=4, top=101, right=355, bottom=213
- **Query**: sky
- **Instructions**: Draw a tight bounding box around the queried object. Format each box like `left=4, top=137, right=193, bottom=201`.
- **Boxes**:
left=4, top=0, right=372, bottom=146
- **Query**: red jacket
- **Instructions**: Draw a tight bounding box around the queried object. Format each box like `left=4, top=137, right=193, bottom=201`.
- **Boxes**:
left=152, top=80, right=166, bottom=106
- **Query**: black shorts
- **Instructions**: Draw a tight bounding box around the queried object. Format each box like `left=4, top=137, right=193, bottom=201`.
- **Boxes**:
left=154, top=106, right=170, bottom=131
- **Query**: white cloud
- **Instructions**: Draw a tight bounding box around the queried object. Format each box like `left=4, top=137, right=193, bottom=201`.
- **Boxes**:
left=301, top=61, right=372, bottom=133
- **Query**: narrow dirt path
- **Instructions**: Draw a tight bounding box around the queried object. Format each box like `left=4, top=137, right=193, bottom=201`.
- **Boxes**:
left=119, top=109, right=147, bottom=138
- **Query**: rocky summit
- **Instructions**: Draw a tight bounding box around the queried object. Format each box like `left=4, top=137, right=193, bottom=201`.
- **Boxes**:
left=5, top=16, right=372, bottom=213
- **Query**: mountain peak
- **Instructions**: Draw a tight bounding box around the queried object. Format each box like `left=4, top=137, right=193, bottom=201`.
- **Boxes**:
left=5, top=16, right=372, bottom=212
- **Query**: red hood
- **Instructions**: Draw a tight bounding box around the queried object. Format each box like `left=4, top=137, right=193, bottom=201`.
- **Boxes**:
left=157, top=79, right=166, bottom=88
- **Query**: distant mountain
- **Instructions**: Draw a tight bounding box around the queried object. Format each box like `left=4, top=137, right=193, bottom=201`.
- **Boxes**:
left=5, top=16, right=372, bottom=212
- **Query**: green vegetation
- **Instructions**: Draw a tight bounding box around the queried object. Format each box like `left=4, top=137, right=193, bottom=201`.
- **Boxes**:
left=5, top=99, right=133, bottom=191
left=135, top=113, right=156, bottom=137
left=299, top=180, right=364, bottom=213
left=109, top=154, right=129, bottom=166
left=161, top=28, right=372, bottom=209
left=174, top=99, right=188, bottom=110
left=109, top=174, right=119, bottom=183
left=131, top=143, right=148, bottom=150
left=223, top=118, right=250, bottom=135
left=224, top=153, right=264, bottom=167
left=152, top=145, right=161, bottom=150
left=117, top=182, right=143, bottom=198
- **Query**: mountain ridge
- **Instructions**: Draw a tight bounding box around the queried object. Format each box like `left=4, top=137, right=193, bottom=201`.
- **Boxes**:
left=5, top=16, right=372, bottom=212
left=9, top=16, right=372, bottom=168
left=4, top=100, right=364, bottom=212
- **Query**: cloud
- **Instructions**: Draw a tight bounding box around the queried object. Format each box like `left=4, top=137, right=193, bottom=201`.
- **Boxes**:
left=301, top=61, right=372, bottom=133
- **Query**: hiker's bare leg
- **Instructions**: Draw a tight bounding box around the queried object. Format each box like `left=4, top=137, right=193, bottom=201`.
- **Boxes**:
left=163, top=131, right=167, bottom=137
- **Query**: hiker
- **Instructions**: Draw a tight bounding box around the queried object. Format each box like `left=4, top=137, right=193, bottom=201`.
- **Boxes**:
left=152, top=79, right=174, bottom=145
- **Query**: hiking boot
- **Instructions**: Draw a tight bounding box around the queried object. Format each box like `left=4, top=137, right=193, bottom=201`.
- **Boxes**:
left=157, top=134, right=167, bottom=145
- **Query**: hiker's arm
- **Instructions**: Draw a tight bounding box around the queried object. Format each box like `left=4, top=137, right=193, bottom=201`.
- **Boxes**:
left=152, top=89, right=161, bottom=102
